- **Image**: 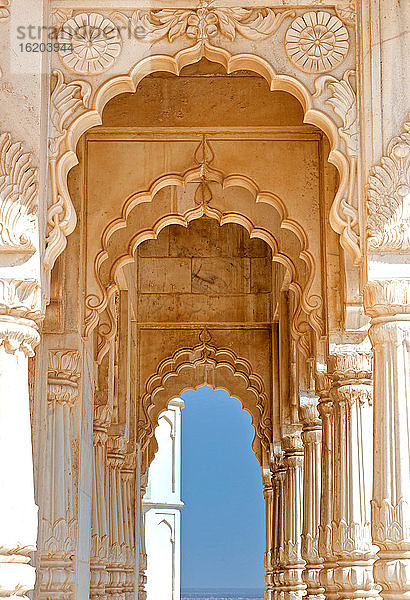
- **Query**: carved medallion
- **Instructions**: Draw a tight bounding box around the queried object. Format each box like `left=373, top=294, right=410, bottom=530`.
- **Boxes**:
left=285, top=11, right=349, bottom=73
left=58, top=13, right=122, bottom=75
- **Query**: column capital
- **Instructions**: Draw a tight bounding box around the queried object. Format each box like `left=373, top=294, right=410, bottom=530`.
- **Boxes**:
left=47, top=349, right=81, bottom=406
left=364, top=279, right=410, bottom=319
left=0, top=314, right=39, bottom=356
left=328, top=344, right=372, bottom=383
left=299, top=393, right=321, bottom=429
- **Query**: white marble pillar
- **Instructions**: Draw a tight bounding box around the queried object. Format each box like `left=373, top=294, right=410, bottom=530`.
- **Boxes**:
left=317, top=381, right=338, bottom=600
left=328, top=344, right=379, bottom=600
left=121, top=456, right=136, bottom=600
left=282, top=430, right=306, bottom=600
left=300, top=395, right=324, bottom=600
left=364, top=280, right=410, bottom=600
left=0, top=315, right=39, bottom=599
left=272, top=453, right=286, bottom=600
left=264, top=467, right=274, bottom=600
left=38, top=349, right=80, bottom=600
left=90, top=405, right=111, bottom=600
left=106, top=435, right=127, bottom=600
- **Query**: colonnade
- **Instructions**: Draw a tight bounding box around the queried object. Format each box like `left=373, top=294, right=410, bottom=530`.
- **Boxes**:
left=263, top=281, right=410, bottom=600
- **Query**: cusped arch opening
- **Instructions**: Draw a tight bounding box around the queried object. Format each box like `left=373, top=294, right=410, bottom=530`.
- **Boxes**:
left=139, top=338, right=273, bottom=470
left=48, top=43, right=352, bottom=277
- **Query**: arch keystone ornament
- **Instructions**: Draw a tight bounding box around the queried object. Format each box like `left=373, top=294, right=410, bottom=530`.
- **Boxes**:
left=285, top=11, right=349, bottom=74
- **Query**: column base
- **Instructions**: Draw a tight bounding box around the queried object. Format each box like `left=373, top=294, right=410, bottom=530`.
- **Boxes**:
left=37, top=556, right=74, bottom=600
left=333, top=558, right=381, bottom=600
left=303, top=564, right=325, bottom=600
left=374, top=552, right=410, bottom=600
left=320, top=560, right=339, bottom=600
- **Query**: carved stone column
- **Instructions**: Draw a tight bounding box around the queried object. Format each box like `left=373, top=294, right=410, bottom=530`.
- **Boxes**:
left=364, top=280, right=410, bottom=600
left=90, top=405, right=111, bottom=600
left=328, top=344, right=379, bottom=600
left=38, top=349, right=80, bottom=600
left=264, top=467, right=274, bottom=600
left=300, top=395, right=324, bottom=600
left=282, top=430, right=306, bottom=600
left=317, top=379, right=338, bottom=600
left=106, top=434, right=127, bottom=600
left=272, top=453, right=286, bottom=600
left=0, top=311, right=40, bottom=599
left=121, top=455, right=136, bottom=600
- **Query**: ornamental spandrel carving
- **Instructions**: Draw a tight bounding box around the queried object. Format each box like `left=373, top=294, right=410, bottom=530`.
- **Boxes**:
left=285, top=11, right=349, bottom=73
left=58, top=13, right=122, bottom=75
left=367, top=122, right=410, bottom=252
left=0, top=132, right=37, bottom=258
left=46, top=71, right=91, bottom=272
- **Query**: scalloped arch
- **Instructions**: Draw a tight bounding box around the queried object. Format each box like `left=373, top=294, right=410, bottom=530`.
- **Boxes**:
left=87, top=206, right=319, bottom=364
left=139, top=336, right=272, bottom=468
left=46, top=40, right=359, bottom=273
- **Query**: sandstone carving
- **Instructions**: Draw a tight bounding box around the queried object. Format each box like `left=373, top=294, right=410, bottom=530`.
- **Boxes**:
left=121, top=7, right=294, bottom=43
left=285, top=11, right=349, bottom=73
left=367, top=122, right=410, bottom=252
left=0, top=132, right=37, bottom=257
left=58, top=13, right=122, bottom=75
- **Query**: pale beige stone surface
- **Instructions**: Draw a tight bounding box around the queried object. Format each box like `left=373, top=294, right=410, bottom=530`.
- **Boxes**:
left=0, top=1, right=408, bottom=599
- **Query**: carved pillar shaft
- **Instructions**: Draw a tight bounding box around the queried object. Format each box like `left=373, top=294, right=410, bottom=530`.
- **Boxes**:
left=121, top=465, right=136, bottom=600
left=272, top=458, right=286, bottom=600
left=300, top=396, right=324, bottom=600
left=264, top=469, right=274, bottom=600
left=0, top=317, right=39, bottom=599
left=38, top=349, right=80, bottom=600
left=365, top=280, right=410, bottom=600
left=90, top=407, right=111, bottom=600
left=328, top=345, right=379, bottom=600
left=282, top=431, right=306, bottom=600
left=318, top=388, right=338, bottom=600
left=107, top=437, right=127, bottom=600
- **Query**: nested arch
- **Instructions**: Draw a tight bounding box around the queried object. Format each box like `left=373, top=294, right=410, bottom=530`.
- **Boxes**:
left=139, top=334, right=272, bottom=469
left=47, top=40, right=359, bottom=279
left=88, top=206, right=318, bottom=364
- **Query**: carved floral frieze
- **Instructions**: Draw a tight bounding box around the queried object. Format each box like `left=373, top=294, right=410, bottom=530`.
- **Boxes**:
left=285, top=11, right=349, bottom=73
left=118, top=6, right=294, bottom=43
left=367, top=122, right=410, bottom=252
left=58, top=12, right=122, bottom=75
left=0, top=132, right=37, bottom=258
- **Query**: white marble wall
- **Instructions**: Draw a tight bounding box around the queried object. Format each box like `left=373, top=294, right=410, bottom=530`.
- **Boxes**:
left=142, top=399, right=184, bottom=600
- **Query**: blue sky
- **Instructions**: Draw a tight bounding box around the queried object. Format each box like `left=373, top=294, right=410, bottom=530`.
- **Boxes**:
left=180, top=386, right=265, bottom=590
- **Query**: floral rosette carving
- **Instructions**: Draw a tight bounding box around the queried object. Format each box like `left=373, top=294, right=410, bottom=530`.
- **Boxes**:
left=285, top=11, right=349, bottom=73
left=58, top=13, right=122, bottom=75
